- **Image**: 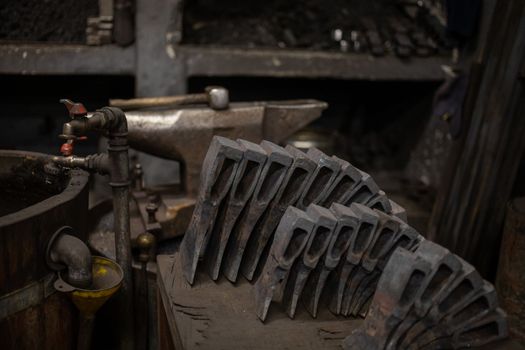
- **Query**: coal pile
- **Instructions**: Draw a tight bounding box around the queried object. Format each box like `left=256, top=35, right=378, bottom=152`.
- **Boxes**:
left=0, top=0, right=98, bottom=43
left=183, top=0, right=451, bottom=57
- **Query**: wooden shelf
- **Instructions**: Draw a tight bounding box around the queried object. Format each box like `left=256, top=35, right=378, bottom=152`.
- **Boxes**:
left=0, top=44, right=135, bottom=75
left=180, top=45, right=449, bottom=81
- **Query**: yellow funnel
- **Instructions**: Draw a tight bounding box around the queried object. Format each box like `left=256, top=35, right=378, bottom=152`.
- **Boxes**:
left=54, top=256, right=123, bottom=316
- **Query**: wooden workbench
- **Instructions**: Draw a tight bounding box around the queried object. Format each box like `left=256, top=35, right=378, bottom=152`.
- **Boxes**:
left=156, top=254, right=524, bottom=350
left=156, top=253, right=361, bottom=350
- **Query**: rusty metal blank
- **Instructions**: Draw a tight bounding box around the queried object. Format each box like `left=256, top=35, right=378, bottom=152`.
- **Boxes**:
left=241, top=145, right=316, bottom=281
left=302, top=203, right=359, bottom=318
left=179, top=136, right=244, bottom=285
left=342, top=168, right=380, bottom=206
left=295, top=147, right=341, bottom=210
left=327, top=203, right=379, bottom=315
left=223, top=140, right=293, bottom=282
left=205, top=140, right=267, bottom=280
left=342, top=247, right=431, bottom=350
left=254, top=207, right=314, bottom=322
left=282, top=205, right=337, bottom=318
left=319, top=157, right=362, bottom=207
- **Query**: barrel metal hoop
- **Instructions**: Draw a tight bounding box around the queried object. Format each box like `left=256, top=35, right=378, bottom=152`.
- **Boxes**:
left=0, top=273, right=56, bottom=320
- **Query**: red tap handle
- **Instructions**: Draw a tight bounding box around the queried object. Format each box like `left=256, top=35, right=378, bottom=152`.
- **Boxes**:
left=59, top=136, right=88, bottom=156
left=60, top=99, right=88, bottom=118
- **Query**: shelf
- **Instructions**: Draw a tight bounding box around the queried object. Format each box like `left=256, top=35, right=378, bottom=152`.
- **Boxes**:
left=180, top=45, right=449, bottom=81
left=0, top=44, right=135, bottom=75
left=0, top=43, right=449, bottom=82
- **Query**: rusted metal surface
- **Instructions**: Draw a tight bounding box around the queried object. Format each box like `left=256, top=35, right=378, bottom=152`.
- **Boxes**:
left=319, top=156, right=362, bottom=208
left=327, top=204, right=379, bottom=315
left=296, top=147, right=341, bottom=210
left=254, top=207, right=315, bottom=322
left=223, top=141, right=293, bottom=282
left=497, top=197, right=525, bottom=342
left=170, top=136, right=420, bottom=322
left=241, top=145, right=316, bottom=281
left=205, top=140, right=267, bottom=280
left=343, top=247, right=432, bottom=350
left=180, top=136, right=244, bottom=285
left=282, top=205, right=337, bottom=318
left=302, top=203, right=359, bottom=318
left=343, top=242, right=509, bottom=350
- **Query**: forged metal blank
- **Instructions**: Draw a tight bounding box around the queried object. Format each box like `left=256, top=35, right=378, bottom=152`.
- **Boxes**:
left=341, top=210, right=402, bottom=316
left=282, top=205, right=337, bottom=318
left=180, top=136, right=244, bottom=285
left=342, top=247, right=431, bottom=350
left=389, top=199, right=408, bottom=222
left=411, top=282, right=500, bottom=350
left=399, top=257, right=485, bottom=348
left=241, top=145, right=316, bottom=281
left=344, top=217, right=423, bottom=318
left=223, top=140, right=293, bottom=282
left=342, top=168, right=380, bottom=206
left=343, top=244, right=507, bottom=350
left=254, top=207, right=315, bottom=322
left=205, top=140, right=267, bottom=280
left=385, top=241, right=462, bottom=350
left=319, top=156, right=362, bottom=207
left=327, top=203, right=379, bottom=315
left=302, top=203, right=359, bottom=318
left=365, top=190, right=393, bottom=213
left=295, top=147, right=341, bottom=210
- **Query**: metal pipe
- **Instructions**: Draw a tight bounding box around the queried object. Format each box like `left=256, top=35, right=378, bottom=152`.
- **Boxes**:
left=48, top=233, right=92, bottom=289
left=55, top=103, right=135, bottom=350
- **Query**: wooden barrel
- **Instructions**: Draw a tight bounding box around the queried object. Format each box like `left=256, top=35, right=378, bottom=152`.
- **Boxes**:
left=496, top=197, right=525, bottom=343
left=0, top=150, right=89, bottom=350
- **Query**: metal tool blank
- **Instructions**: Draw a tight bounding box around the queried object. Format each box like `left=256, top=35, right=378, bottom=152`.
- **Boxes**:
left=365, top=190, right=392, bottom=213
left=282, top=205, right=337, bottom=318
left=342, top=247, right=431, bottom=350
left=295, top=147, right=341, bottom=210
left=389, top=199, right=407, bottom=222
left=302, top=203, right=359, bottom=318
left=384, top=241, right=460, bottom=350
left=319, top=156, right=362, bottom=207
left=341, top=210, right=401, bottom=316
left=398, top=257, right=485, bottom=349
left=254, top=207, right=314, bottom=322
left=241, top=145, right=316, bottom=281
left=348, top=224, right=423, bottom=318
left=327, top=203, right=379, bottom=315
left=205, top=140, right=267, bottom=280
left=342, top=168, right=380, bottom=206
left=179, top=136, right=244, bottom=285
left=412, top=281, right=500, bottom=350
left=223, top=140, right=293, bottom=282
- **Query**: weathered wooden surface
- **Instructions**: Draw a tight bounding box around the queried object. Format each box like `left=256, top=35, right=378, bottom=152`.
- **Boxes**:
left=428, top=0, right=525, bottom=278
left=157, top=254, right=361, bottom=350
left=497, top=198, right=525, bottom=342
left=0, top=292, right=78, bottom=350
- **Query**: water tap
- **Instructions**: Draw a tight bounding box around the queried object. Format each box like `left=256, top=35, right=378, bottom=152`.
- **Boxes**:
left=59, top=99, right=89, bottom=156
